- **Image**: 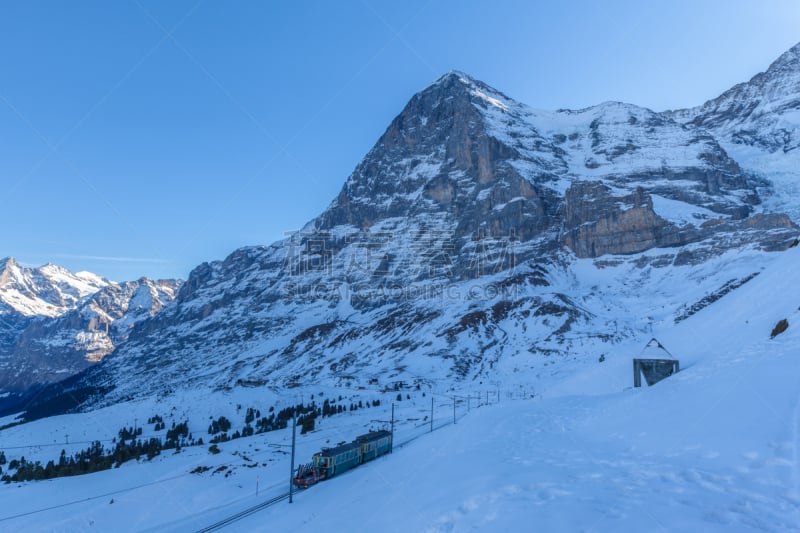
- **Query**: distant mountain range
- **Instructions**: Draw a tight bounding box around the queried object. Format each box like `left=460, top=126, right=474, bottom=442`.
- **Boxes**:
left=0, top=257, right=179, bottom=410
left=5, top=42, right=800, bottom=418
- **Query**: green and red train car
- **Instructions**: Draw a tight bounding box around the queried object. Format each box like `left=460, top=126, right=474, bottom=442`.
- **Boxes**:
left=293, top=430, right=392, bottom=488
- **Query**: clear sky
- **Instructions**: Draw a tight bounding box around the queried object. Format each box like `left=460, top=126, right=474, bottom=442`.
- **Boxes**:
left=1, top=0, right=799, bottom=281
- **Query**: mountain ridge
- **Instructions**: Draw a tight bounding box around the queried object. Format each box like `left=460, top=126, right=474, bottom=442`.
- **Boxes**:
left=0, top=256, right=109, bottom=318
left=668, top=41, right=800, bottom=220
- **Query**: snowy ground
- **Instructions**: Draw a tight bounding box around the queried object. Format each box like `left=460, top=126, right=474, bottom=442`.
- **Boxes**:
left=1, top=246, right=799, bottom=531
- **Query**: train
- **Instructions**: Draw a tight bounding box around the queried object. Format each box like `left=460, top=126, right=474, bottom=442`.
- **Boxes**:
left=293, top=429, right=392, bottom=488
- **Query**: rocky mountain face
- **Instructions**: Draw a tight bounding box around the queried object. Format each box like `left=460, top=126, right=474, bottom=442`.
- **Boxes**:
left=318, top=74, right=792, bottom=268
left=17, top=44, right=800, bottom=416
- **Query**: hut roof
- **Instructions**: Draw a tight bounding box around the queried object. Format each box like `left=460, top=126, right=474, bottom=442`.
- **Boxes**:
left=638, top=338, right=675, bottom=360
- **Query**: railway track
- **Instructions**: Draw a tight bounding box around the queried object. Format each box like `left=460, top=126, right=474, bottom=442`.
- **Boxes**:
left=196, top=492, right=291, bottom=532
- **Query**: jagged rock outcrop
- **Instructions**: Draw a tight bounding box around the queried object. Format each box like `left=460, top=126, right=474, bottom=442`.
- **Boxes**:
left=563, top=182, right=697, bottom=257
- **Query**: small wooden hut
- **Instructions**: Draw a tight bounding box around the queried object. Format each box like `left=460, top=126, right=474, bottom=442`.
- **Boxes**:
left=633, top=338, right=679, bottom=387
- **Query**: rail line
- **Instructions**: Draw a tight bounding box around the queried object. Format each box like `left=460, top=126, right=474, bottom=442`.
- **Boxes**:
left=196, top=492, right=291, bottom=532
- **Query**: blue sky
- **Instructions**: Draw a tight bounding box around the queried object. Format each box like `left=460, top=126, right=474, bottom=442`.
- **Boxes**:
left=1, top=0, right=799, bottom=281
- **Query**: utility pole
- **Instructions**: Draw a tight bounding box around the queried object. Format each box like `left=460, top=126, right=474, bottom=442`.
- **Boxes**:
left=486, top=391, right=489, bottom=406
left=430, top=396, right=434, bottom=433
left=467, top=394, right=470, bottom=412
left=453, top=396, right=456, bottom=425
left=289, top=410, right=297, bottom=504
left=390, top=403, right=395, bottom=453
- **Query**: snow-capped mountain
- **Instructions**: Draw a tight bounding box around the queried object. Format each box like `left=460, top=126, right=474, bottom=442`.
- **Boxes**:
left=21, top=47, right=800, bottom=416
left=0, top=257, right=109, bottom=384
left=0, top=258, right=180, bottom=412
left=0, top=256, right=108, bottom=318
left=0, top=277, right=180, bottom=395
left=319, top=72, right=791, bottom=265
left=669, top=42, right=800, bottom=220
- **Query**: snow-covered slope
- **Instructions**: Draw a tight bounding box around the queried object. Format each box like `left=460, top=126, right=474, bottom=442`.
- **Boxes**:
left=0, top=245, right=797, bottom=531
